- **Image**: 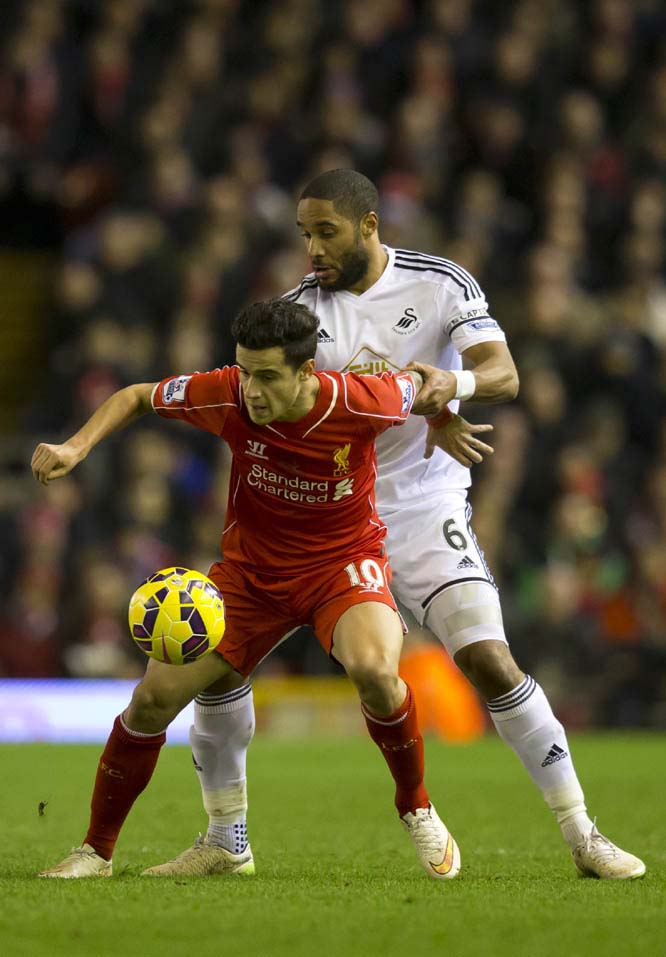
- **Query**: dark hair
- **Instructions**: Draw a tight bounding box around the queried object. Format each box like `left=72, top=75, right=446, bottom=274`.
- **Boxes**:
left=231, top=299, right=319, bottom=371
left=299, top=169, right=379, bottom=224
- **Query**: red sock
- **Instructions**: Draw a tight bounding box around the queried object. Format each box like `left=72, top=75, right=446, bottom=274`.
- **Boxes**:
left=84, top=714, right=166, bottom=860
left=362, top=684, right=430, bottom=817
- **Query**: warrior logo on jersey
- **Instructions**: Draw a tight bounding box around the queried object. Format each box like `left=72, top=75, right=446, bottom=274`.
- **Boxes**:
left=393, top=307, right=421, bottom=335
left=163, top=375, right=191, bottom=404
left=333, top=443, right=351, bottom=476
left=246, top=440, right=268, bottom=459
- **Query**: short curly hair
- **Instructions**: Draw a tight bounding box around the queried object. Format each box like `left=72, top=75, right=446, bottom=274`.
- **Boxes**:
left=300, top=169, right=379, bottom=223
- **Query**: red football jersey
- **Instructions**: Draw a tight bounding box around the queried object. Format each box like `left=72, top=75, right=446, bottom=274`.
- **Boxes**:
left=152, top=367, right=416, bottom=576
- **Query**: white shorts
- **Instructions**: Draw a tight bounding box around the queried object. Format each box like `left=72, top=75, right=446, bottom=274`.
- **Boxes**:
left=382, top=490, right=507, bottom=656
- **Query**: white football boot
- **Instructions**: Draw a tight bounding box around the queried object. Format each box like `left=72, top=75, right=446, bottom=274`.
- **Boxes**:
left=401, top=804, right=461, bottom=879
left=39, top=843, right=112, bottom=878
left=572, top=823, right=645, bottom=879
left=141, top=835, right=255, bottom=877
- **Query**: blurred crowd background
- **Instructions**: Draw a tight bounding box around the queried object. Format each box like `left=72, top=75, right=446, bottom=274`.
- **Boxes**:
left=1, top=0, right=665, bottom=729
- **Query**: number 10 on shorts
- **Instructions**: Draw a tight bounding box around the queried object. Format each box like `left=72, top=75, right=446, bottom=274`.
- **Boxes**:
left=344, top=559, right=385, bottom=593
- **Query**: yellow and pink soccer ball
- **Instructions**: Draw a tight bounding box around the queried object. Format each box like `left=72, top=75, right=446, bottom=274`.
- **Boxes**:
left=128, top=567, right=225, bottom=665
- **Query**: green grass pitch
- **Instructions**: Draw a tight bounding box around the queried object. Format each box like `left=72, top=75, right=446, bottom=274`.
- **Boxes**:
left=0, top=733, right=663, bottom=957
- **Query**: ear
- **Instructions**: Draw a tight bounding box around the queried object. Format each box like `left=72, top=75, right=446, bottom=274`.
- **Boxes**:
left=300, top=358, right=316, bottom=379
left=361, top=211, right=378, bottom=238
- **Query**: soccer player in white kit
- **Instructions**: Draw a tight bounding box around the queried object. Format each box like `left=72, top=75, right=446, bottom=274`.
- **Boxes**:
left=144, top=170, right=644, bottom=881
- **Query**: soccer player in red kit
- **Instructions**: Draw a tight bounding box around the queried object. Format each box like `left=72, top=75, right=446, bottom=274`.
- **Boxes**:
left=33, top=298, right=460, bottom=880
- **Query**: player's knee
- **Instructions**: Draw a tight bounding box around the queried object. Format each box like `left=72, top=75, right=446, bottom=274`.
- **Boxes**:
left=454, top=640, right=523, bottom=700
left=129, top=679, right=179, bottom=727
left=344, top=653, right=399, bottom=701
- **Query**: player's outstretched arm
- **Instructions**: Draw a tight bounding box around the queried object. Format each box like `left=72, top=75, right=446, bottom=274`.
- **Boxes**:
left=31, top=383, right=156, bottom=485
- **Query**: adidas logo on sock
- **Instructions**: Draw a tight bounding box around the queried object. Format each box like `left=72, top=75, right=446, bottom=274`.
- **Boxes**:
left=456, top=555, right=477, bottom=570
left=541, top=743, right=568, bottom=767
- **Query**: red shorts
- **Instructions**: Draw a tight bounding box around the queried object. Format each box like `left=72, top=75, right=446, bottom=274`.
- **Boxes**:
left=207, top=550, right=400, bottom=677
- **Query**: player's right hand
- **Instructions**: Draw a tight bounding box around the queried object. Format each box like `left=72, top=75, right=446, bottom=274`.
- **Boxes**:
left=31, top=442, right=83, bottom=485
left=425, top=413, right=493, bottom=466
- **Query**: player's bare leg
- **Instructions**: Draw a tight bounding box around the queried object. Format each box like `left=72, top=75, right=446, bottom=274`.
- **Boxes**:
left=331, top=602, right=405, bottom=714
left=40, top=652, right=239, bottom=878
left=427, top=589, right=645, bottom=879
left=331, top=602, right=460, bottom=879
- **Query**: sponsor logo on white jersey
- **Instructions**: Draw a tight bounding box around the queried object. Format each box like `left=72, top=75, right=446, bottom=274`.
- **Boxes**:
left=343, top=347, right=399, bottom=377
left=162, top=375, right=191, bottom=404
left=317, top=328, right=335, bottom=343
left=392, top=307, right=421, bottom=335
left=246, top=440, right=268, bottom=459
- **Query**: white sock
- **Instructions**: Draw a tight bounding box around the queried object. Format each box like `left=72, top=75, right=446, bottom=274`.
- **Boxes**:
left=190, top=683, right=255, bottom=854
left=488, top=675, right=594, bottom=849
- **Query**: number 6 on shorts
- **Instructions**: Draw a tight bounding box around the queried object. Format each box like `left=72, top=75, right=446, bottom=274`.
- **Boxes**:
left=443, top=519, right=468, bottom=551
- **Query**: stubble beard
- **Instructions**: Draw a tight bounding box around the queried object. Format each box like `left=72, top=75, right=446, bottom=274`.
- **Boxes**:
left=322, top=240, right=370, bottom=292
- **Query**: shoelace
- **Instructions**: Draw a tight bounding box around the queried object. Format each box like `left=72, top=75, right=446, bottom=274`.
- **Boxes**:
left=581, top=822, right=618, bottom=862
left=408, top=809, right=445, bottom=854
left=183, top=834, right=234, bottom=854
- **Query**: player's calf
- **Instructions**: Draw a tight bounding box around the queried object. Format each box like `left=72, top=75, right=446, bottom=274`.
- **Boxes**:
left=454, top=639, right=523, bottom=700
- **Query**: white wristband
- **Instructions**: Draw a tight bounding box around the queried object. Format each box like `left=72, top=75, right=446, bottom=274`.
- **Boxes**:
left=453, top=369, right=476, bottom=401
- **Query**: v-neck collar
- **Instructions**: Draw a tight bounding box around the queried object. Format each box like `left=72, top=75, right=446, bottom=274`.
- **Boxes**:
left=261, top=371, right=333, bottom=439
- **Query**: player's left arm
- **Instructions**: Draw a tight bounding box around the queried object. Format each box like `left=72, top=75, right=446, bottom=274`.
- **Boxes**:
left=461, top=340, right=520, bottom=402
left=407, top=341, right=519, bottom=415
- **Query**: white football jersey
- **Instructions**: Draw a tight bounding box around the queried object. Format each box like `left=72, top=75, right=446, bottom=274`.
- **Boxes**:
left=284, top=246, right=506, bottom=511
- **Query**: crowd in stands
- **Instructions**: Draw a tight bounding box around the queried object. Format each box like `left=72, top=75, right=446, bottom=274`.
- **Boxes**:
left=1, top=0, right=665, bottom=727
